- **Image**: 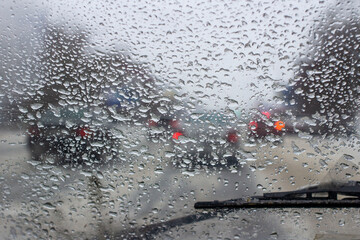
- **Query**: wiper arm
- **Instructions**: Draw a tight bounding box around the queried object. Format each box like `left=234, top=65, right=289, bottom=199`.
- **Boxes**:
left=195, top=181, right=360, bottom=209
left=195, top=198, right=360, bottom=209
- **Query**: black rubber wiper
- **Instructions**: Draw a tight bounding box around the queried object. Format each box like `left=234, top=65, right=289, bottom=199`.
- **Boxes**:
left=195, top=181, right=360, bottom=209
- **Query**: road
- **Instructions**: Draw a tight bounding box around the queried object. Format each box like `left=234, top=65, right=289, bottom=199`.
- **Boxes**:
left=1, top=126, right=360, bottom=239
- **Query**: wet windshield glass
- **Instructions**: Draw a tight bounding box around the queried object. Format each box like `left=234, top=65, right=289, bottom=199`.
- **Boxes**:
left=1, top=0, right=360, bottom=239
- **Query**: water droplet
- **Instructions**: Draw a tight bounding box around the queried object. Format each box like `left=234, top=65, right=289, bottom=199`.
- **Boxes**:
left=339, top=219, right=345, bottom=226
left=30, top=103, right=43, bottom=110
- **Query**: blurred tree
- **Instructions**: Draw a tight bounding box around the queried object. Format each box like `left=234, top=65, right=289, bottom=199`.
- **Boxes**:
left=285, top=7, right=360, bottom=135
left=39, top=25, right=88, bottom=106
left=0, top=22, right=169, bottom=125
left=37, top=24, right=162, bottom=123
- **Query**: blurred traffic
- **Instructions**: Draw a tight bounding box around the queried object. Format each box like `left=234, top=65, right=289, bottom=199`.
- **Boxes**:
left=26, top=107, right=118, bottom=164
left=2, top=0, right=360, bottom=239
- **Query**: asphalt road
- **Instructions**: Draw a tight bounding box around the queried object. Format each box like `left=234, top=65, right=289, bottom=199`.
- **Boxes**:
left=1, top=126, right=360, bottom=239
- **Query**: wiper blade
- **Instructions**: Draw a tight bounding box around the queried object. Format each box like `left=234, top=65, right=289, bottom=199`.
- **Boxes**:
left=195, top=181, right=360, bottom=209
left=195, top=199, right=360, bottom=209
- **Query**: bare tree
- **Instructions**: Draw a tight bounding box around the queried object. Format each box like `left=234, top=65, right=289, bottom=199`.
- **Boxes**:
left=286, top=5, right=360, bottom=135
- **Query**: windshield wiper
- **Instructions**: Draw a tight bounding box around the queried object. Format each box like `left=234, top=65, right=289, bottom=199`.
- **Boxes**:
left=115, top=181, right=360, bottom=239
left=195, top=181, right=360, bottom=209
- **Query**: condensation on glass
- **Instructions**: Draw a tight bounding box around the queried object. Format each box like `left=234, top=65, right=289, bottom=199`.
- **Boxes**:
left=1, top=0, right=360, bottom=239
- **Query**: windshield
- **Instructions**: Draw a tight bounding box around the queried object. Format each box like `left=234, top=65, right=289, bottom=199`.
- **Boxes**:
left=1, top=0, right=360, bottom=239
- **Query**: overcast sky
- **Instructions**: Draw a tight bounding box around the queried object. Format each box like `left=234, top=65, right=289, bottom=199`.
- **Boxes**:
left=1, top=0, right=339, bottom=112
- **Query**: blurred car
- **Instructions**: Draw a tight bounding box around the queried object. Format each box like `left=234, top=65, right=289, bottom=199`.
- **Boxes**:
left=147, top=113, right=184, bottom=142
left=169, top=111, right=242, bottom=167
left=279, top=85, right=358, bottom=136
left=248, top=111, right=286, bottom=139
left=147, top=110, right=241, bottom=167
left=27, top=107, right=117, bottom=164
left=145, top=89, right=188, bottom=141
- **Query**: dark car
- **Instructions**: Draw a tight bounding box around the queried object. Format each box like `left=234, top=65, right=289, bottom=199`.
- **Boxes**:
left=147, top=113, right=185, bottom=142
left=248, top=111, right=286, bottom=140
left=27, top=107, right=117, bottom=164
left=168, top=111, right=242, bottom=168
left=145, top=88, right=188, bottom=141
left=147, top=110, right=241, bottom=167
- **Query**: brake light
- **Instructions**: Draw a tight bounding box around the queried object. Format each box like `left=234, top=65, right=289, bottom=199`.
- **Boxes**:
left=77, top=127, right=92, bottom=138
left=274, top=121, right=285, bottom=131
left=172, top=132, right=183, bottom=140
left=261, top=111, right=271, bottom=119
left=249, top=121, right=258, bottom=131
left=227, top=131, right=238, bottom=143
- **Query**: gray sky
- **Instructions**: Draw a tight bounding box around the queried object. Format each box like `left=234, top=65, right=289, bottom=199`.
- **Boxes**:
left=1, top=0, right=335, bottom=112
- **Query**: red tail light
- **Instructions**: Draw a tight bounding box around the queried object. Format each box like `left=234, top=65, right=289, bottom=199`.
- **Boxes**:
left=76, top=127, right=92, bottom=138
left=249, top=121, right=258, bottom=131
left=227, top=131, right=238, bottom=143
left=274, top=120, right=285, bottom=131
left=172, top=132, right=183, bottom=140
left=261, top=111, right=271, bottom=119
